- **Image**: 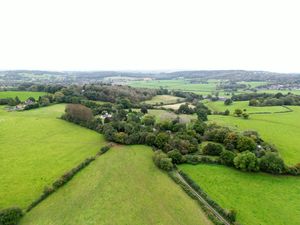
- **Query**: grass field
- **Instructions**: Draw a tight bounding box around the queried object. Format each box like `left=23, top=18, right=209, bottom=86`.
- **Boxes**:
left=20, top=145, right=212, bottom=225
left=206, top=100, right=288, bottom=114
left=130, top=79, right=218, bottom=95
left=0, top=91, right=47, bottom=101
left=180, top=164, right=300, bottom=225
left=237, top=81, right=268, bottom=88
left=146, top=109, right=197, bottom=123
left=208, top=106, right=300, bottom=164
left=157, top=102, right=195, bottom=110
left=0, top=104, right=106, bottom=209
left=143, top=95, right=184, bottom=105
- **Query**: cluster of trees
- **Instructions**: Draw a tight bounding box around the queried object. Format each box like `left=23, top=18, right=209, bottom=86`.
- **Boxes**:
left=201, top=124, right=289, bottom=173
left=0, top=95, right=53, bottom=109
left=249, top=93, right=300, bottom=106
left=231, top=93, right=273, bottom=101
left=217, top=82, right=247, bottom=91
left=232, top=92, right=300, bottom=106
left=233, top=109, right=249, bottom=119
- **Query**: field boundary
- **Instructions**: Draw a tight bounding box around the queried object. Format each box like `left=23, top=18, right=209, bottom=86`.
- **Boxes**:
left=25, top=144, right=113, bottom=213
left=169, top=170, right=233, bottom=225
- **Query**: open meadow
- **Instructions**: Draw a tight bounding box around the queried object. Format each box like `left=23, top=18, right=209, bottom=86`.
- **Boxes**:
left=0, top=104, right=106, bottom=209
left=208, top=106, right=300, bottom=165
left=143, top=94, right=184, bottom=105
left=180, top=164, right=300, bottom=225
left=0, top=91, right=47, bottom=101
left=20, top=145, right=212, bottom=225
left=130, top=79, right=218, bottom=95
left=206, top=100, right=289, bottom=114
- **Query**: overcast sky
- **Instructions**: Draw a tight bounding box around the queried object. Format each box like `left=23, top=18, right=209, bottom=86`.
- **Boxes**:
left=0, top=0, right=299, bottom=72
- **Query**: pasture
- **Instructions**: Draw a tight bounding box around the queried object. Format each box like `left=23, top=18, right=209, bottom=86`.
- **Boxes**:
left=146, top=109, right=197, bottom=123
left=143, top=95, right=184, bottom=105
left=130, top=79, right=218, bottom=95
left=157, top=102, right=195, bottom=110
left=208, top=106, right=300, bottom=164
left=20, top=145, right=212, bottom=225
left=206, top=100, right=288, bottom=114
left=0, top=91, right=47, bottom=101
left=179, top=164, right=300, bottom=225
left=0, top=104, right=106, bottom=209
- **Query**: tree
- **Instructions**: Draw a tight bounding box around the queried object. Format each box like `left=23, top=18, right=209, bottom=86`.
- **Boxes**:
left=177, top=103, right=194, bottom=114
left=142, top=115, right=155, bottom=126
left=155, top=132, right=169, bottom=149
left=259, top=152, right=285, bottom=174
left=7, top=98, right=17, bottom=106
left=234, top=109, right=243, bottom=117
left=27, top=97, right=36, bottom=102
left=224, top=109, right=230, bottom=115
left=39, top=97, right=50, bottom=106
left=242, top=113, right=249, bottom=119
left=224, top=99, right=233, bottom=105
left=196, top=109, right=208, bottom=121
left=54, top=91, right=65, bottom=103
left=140, top=105, right=148, bottom=114
left=236, top=136, right=256, bottom=152
left=64, top=104, right=93, bottom=122
left=193, top=120, right=206, bottom=135
left=220, top=150, right=236, bottom=166
left=145, top=133, right=156, bottom=146
left=234, top=151, right=259, bottom=172
left=153, top=150, right=173, bottom=171
left=15, top=96, right=21, bottom=105
left=202, top=143, right=223, bottom=156
left=167, top=149, right=183, bottom=164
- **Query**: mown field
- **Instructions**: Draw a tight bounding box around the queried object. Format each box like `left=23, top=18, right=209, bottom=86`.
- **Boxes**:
left=0, top=104, right=106, bottom=209
left=158, top=102, right=195, bottom=110
left=145, top=109, right=197, bottom=123
left=206, top=100, right=288, bottom=114
left=0, top=91, right=47, bottom=101
left=20, top=145, right=212, bottom=225
left=130, top=79, right=218, bottom=95
left=180, top=164, right=300, bottom=225
left=208, top=106, right=300, bottom=164
left=143, top=95, right=184, bottom=105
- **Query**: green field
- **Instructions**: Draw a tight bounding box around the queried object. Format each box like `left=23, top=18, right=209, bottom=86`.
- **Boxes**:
left=0, top=91, right=47, bottom=101
left=0, top=104, right=106, bottom=209
left=237, top=81, right=268, bottom=88
left=146, top=109, right=197, bottom=123
left=157, top=102, right=195, bottom=110
left=143, top=95, right=184, bottom=105
left=206, top=100, right=288, bottom=114
left=208, top=106, right=300, bottom=164
left=130, top=79, right=218, bottom=95
left=20, top=145, right=211, bottom=225
left=180, top=164, right=300, bottom=225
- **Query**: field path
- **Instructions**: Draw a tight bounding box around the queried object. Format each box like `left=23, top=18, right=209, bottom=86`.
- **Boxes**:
left=175, top=171, right=231, bottom=225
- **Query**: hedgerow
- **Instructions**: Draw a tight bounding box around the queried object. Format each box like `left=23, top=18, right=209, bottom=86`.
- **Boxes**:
left=0, top=207, right=23, bottom=225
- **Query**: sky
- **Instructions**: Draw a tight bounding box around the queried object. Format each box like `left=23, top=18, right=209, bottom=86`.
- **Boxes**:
left=0, top=0, right=299, bottom=73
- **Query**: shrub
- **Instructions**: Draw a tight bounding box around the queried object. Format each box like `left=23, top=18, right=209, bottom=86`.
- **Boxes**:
left=234, top=151, right=259, bottom=172
left=100, top=145, right=111, bottom=154
left=0, top=207, right=23, bottom=225
left=236, top=136, right=256, bottom=152
left=202, top=143, right=223, bottom=156
left=64, top=104, right=93, bottom=122
left=153, top=150, right=173, bottom=171
left=220, top=150, right=236, bottom=166
left=259, top=152, right=285, bottom=174
left=167, top=149, right=183, bottom=164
